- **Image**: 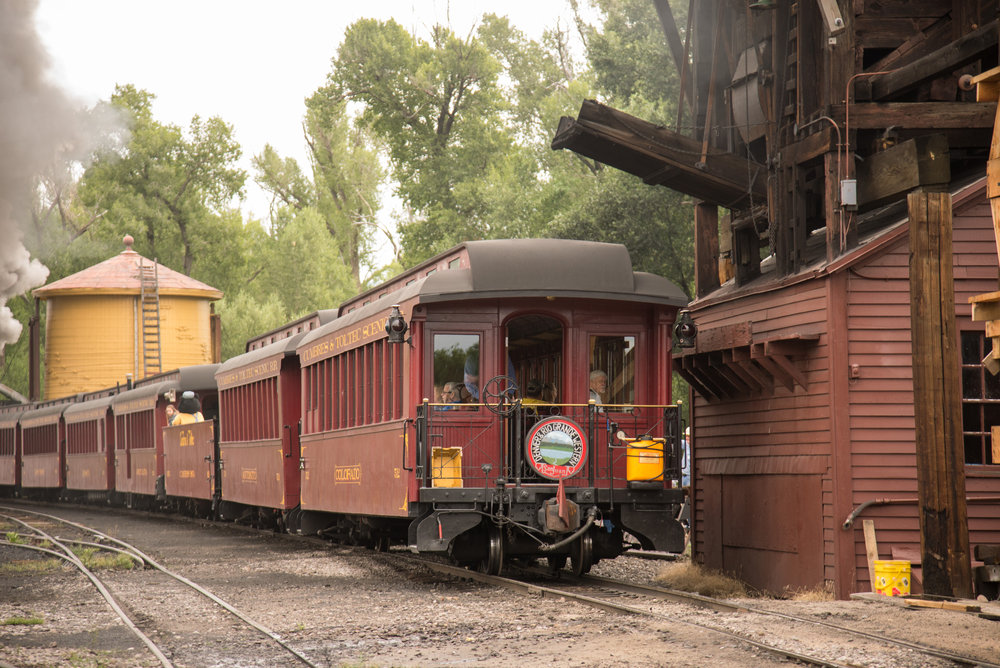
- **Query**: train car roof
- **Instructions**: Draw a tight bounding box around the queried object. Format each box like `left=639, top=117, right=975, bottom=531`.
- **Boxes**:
left=64, top=394, right=115, bottom=422
left=341, top=239, right=688, bottom=312
left=0, top=403, right=33, bottom=428
left=297, top=239, right=688, bottom=360
left=420, top=239, right=688, bottom=305
left=244, top=309, right=339, bottom=351
left=131, top=364, right=221, bottom=392
left=20, top=399, right=76, bottom=427
left=112, top=364, right=219, bottom=413
left=216, top=330, right=309, bottom=389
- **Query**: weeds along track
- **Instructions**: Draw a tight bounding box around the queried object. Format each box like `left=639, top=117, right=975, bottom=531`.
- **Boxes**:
left=0, top=505, right=319, bottom=668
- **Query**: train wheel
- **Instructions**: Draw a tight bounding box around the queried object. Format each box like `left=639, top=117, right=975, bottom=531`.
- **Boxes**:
left=571, top=532, right=593, bottom=576
left=479, top=524, right=504, bottom=575
left=546, top=555, right=567, bottom=573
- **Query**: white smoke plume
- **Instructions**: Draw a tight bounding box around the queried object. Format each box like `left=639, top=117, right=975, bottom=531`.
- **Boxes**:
left=0, top=0, right=81, bottom=355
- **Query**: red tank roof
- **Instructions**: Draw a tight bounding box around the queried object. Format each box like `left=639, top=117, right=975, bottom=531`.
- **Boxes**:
left=33, top=235, right=222, bottom=300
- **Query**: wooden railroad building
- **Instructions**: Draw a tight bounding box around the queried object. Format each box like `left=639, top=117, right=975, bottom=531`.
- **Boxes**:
left=554, top=1, right=1000, bottom=598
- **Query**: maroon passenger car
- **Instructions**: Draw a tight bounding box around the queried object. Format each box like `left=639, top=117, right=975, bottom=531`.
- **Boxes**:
left=294, top=239, right=689, bottom=572
left=64, top=394, right=116, bottom=497
left=0, top=403, right=30, bottom=490
left=20, top=399, right=75, bottom=494
left=214, top=327, right=326, bottom=525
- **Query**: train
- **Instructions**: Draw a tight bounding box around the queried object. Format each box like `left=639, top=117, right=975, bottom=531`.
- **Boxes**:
left=0, top=239, right=689, bottom=575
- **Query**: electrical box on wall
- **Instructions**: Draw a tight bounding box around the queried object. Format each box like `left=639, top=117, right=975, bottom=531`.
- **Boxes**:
left=841, top=179, right=857, bottom=207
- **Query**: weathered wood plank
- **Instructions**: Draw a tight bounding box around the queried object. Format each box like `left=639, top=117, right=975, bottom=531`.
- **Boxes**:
left=695, top=202, right=720, bottom=298
left=834, top=103, right=996, bottom=129
left=856, top=135, right=950, bottom=210
left=863, top=520, right=879, bottom=591
left=908, top=190, right=973, bottom=598
left=869, top=21, right=998, bottom=100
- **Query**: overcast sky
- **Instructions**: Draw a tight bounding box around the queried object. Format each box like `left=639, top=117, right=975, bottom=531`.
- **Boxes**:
left=34, top=0, right=582, bottom=240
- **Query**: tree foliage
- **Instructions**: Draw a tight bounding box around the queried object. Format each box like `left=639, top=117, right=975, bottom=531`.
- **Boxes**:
left=78, top=85, right=246, bottom=277
left=3, top=2, right=698, bottom=400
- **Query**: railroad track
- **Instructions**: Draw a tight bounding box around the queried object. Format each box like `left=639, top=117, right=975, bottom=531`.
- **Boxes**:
left=406, top=555, right=1000, bottom=668
left=0, top=505, right=319, bottom=668
left=5, top=501, right=997, bottom=667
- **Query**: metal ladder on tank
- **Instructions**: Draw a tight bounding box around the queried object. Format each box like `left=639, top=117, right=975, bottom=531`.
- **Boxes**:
left=138, top=258, right=162, bottom=378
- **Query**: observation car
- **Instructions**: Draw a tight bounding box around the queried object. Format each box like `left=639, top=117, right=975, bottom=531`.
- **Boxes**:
left=292, top=239, right=689, bottom=573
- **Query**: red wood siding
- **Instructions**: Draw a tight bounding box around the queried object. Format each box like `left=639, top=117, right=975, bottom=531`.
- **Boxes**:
left=691, top=280, right=831, bottom=593
left=691, top=181, right=1000, bottom=599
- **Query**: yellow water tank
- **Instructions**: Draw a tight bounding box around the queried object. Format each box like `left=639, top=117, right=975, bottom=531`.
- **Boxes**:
left=33, top=235, right=222, bottom=399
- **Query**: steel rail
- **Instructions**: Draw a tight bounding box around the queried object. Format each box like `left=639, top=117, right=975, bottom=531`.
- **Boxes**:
left=579, top=573, right=1000, bottom=668
left=0, top=514, right=173, bottom=668
left=404, top=556, right=853, bottom=668
left=0, top=505, right=319, bottom=668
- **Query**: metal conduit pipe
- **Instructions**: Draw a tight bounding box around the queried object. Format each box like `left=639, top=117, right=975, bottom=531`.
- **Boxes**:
left=842, top=496, right=1000, bottom=530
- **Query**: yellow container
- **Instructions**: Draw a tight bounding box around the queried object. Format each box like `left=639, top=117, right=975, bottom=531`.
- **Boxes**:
left=873, top=560, right=911, bottom=596
left=431, top=447, right=463, bottom=488
left=626, top=438, right=664, bottom=482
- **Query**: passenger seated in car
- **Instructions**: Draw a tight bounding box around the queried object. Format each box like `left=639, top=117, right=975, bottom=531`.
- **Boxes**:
left=437, top=382, right=463, bottom=410
left=521, top=379, right=544, bottom=405
left=589, top=370, right=608, bottom=405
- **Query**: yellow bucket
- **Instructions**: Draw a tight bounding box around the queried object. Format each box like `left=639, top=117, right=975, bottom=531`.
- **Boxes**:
left=873, top=560, right=911, bottom=596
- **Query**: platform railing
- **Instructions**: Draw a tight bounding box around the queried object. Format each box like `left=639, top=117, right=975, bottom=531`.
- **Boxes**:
left=415, top=402, right=682, bottom=491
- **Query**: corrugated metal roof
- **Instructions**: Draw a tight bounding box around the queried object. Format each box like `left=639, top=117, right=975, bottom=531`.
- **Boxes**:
left=33, top=235, right=222, bottom=299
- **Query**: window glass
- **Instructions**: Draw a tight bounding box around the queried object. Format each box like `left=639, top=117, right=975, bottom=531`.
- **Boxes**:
left=960, top=331, right=999, bottom=465
left=433, top=334, right=480, bottom=407
left=589, top=335, right=636, bottom=406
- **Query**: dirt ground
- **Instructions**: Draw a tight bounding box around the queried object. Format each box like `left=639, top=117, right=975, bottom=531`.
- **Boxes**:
left=1, top=502, right=998, bottom=668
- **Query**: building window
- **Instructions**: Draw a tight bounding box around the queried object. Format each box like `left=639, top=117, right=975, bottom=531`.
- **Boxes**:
left=961, top=331, right=1000, bottom=465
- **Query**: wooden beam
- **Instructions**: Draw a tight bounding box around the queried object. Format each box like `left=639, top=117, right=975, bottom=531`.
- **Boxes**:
left=675, top=362, right=718, bottom=403
left=551, top=100, right=767, bottom=209
left=869, top=20, right=999, bottom=100
left=908, top=190, right=972, bottom=599
left=731, top=346, right=773, bottom=392
left=763, top=343, right=809, bottom=391
left=652, top=0, right=692, bottom=111
left=691, top=355, right=735, bottom=399
left=693, top=321, right=752, bottom=352
left=722, top=349, right=764, bottom=393
left=856, top=135, right=951, bottom=211
left=708, top=352, right=753, bottom=394
left=784, top=127, right=834, bottom=165
left=751, top=344, right=796, bottom=391
left=695, top=202, right=720, bottom=298
left=832, top=102, right=996, bottom=129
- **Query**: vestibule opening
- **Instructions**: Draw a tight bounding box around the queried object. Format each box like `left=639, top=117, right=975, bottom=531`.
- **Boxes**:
left=505, top=315, right=562, bottom=404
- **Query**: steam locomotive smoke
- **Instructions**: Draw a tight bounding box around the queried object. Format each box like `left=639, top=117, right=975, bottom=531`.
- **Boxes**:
left=0, top=1, right=78, bottom=354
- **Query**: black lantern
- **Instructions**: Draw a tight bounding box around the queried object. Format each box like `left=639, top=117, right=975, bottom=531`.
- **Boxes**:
left=385, top=305, right=410, bottom=344
left=674, top=310, right=697, bottom=349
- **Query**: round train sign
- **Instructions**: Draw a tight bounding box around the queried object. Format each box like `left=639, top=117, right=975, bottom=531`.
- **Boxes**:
left=525, top=417, right=588, bottom=480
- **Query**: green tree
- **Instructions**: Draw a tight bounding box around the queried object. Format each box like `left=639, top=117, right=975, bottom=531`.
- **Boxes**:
left=254, top=91, right=384, bottom=287
left=78, top=85, right=246, bottom=277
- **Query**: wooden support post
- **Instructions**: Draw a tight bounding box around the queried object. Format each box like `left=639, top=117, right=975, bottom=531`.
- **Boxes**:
left=695, top=202, right=720, bottom=298
left=908, top=190, right=973, bottom=599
